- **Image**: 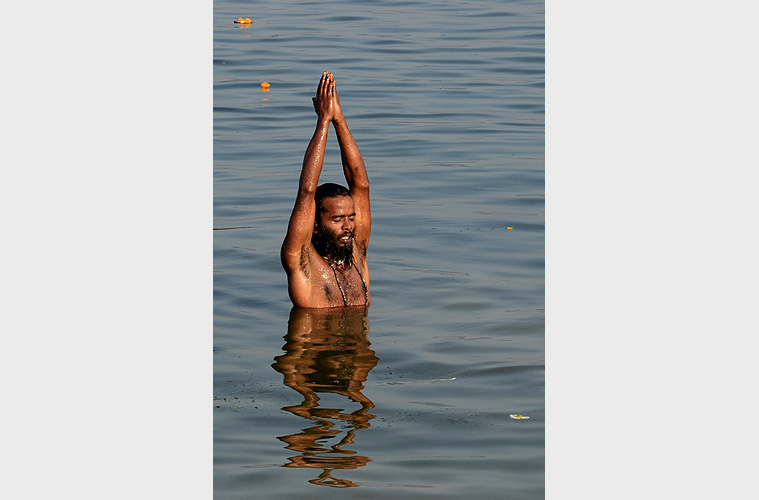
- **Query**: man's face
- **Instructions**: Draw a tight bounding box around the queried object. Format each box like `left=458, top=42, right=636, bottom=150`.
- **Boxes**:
left=316, top=195, right=356, bottom=244
left=314, top=196, right=356, bottom=260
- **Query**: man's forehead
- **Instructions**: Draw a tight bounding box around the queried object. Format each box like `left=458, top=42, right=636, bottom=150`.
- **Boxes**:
left=322, top=195, right=354, bottom=213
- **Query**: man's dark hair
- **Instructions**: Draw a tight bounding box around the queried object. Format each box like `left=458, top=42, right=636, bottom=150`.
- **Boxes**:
left=315, top=183, right=351, bottom=216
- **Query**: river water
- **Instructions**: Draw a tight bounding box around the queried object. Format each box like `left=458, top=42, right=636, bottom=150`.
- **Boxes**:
left=214, top=0, right=544, bottom=497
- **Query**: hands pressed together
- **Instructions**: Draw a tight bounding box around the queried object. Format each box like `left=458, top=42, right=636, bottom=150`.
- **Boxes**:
left=312, top=71, right=344, bottom=122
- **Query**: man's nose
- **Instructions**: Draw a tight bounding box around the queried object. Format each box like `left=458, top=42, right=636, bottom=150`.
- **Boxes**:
left=342, top=218, right=353, bottom=230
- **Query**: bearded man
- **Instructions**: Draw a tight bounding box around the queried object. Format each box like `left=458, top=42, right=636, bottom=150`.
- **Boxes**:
left=281, top=72, right=371, bottom=308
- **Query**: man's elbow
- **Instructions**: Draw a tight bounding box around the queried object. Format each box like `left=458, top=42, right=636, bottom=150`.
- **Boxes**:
left=352, top=179, right=370, bottom=191
left=298, top=184, right=318, bottom=198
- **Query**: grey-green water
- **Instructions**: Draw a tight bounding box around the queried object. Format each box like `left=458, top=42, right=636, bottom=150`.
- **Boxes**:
left=214, top=0, right=544, bottom=497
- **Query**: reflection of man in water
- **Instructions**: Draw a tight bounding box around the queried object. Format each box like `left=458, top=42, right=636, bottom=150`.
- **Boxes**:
left=272, top=307, right=378, bottom=488
left=281, top=72, right=371, bottom=308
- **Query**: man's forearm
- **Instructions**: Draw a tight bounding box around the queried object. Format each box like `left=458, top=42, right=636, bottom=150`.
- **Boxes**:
left=299, top=119, right=331, bottom=192
left=333, top=117, right=369, bottom=190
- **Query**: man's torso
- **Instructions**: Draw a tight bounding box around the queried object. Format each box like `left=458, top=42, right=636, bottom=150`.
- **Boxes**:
left=290, top=244, right=370, bottom=308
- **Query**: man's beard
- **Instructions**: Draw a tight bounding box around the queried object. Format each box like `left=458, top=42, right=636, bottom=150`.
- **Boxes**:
left=313, top=228, right=353, bottom=264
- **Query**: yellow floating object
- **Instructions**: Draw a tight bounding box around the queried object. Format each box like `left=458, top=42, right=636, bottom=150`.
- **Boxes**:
left=234, top=17, right=253, bottom=24
left=260, top=82, right=271, bottom=88
left=507, top=227, right=513, bottom=230
left=509, top=414, right=530, bottom=420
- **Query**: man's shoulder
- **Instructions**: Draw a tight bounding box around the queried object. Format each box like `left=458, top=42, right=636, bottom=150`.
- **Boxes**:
left=282, top=242, right=328, bottom=276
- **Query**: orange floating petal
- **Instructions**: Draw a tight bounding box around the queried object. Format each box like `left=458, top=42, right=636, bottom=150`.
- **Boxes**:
left=260, top=82, right=270, bottom=88
left=245, top=18, right=252, bottom=23
left=507, top=227, right=513, bottom=230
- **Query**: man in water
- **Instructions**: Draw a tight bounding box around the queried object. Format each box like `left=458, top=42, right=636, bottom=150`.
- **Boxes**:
left=281, top=72, right=371, bottom=308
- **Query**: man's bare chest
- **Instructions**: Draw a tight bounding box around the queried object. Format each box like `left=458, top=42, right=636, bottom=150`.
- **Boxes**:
left=315, top=260, right=368, bottom=307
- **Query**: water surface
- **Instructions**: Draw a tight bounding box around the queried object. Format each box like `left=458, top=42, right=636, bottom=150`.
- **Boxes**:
left=214, top=0, right=544, bottom=497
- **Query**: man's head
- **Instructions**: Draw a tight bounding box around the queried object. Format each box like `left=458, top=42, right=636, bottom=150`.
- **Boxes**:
left=313, top=183, right=355, bottom=263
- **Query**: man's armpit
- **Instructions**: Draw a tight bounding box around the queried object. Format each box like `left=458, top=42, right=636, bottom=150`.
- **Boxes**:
left=299, top=245, right=311, bottom=277
left=355, top=240, right=368, bottom=259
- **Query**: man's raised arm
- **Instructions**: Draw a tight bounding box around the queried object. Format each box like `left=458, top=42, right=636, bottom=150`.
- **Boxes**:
left=281, top=72, right=336, bottom=274
left=331, top=78, right=371, bottom=247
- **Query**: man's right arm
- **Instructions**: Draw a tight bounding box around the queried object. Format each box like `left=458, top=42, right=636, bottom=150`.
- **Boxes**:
left=281, top=72, right=335, bottom=289
left=281, top=118, right=329, bottom=274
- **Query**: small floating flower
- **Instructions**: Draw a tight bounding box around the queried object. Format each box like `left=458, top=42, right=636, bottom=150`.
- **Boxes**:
left=507, top=227, right=513, bottom=230
left=509, top=414, right=530, bottom=420
left=234, top=17, right=253, bottom=24
left=261, top=82, right=270, bottom=88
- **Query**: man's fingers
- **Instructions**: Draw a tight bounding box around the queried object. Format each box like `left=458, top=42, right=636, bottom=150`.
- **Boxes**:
left=317, top=71, right=328, bottom=95
left=314, top=71, right=334, bottom=103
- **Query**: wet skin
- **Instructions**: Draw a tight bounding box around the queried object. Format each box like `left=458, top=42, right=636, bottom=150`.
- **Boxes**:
left=281, top=72, right=371, bottom=308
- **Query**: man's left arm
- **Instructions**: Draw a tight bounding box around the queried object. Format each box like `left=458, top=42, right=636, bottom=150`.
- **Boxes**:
left=331, top=79, right=371, bottom=250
